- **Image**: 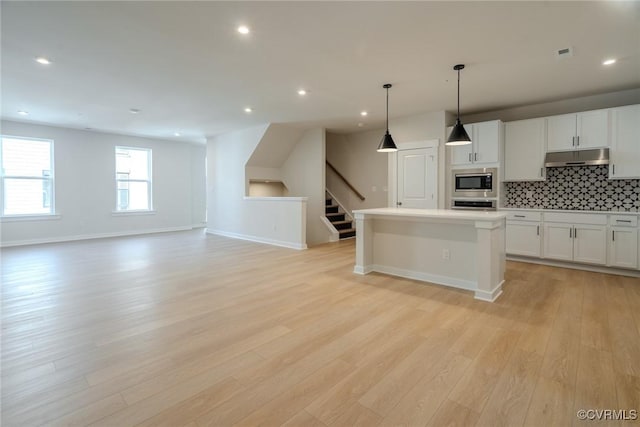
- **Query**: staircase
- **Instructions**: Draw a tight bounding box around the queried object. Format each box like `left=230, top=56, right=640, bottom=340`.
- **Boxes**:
left=325, top=196, right=356, bottom=239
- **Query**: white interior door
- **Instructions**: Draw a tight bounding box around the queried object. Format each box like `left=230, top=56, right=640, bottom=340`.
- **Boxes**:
left=397, top=147, right=437, bottom=209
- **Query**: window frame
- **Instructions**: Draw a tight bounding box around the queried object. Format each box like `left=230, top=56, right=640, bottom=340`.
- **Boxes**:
left=114, top=146, right=153, bottom=212
left=0, top=135, right=56, bottom=218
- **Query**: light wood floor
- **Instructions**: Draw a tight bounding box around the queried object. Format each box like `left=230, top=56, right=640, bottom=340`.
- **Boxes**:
left=1, top=230, right=639, bottom=427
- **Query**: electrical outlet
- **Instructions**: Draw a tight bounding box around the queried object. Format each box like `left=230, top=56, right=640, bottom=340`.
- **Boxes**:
left=442, top=249, right=450, bottom=260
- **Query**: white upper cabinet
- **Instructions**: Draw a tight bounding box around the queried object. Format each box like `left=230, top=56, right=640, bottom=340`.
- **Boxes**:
left=473, top=121, right=500, bottom=164
left=546, top=114, right=577, bottom=152
left=546, top=109, right=610, bottom=151
left=449, top=120, right=502, bottom=167
left=609, top=104, right=640, bottom=179
left=504, top=118, right=546, bottom=181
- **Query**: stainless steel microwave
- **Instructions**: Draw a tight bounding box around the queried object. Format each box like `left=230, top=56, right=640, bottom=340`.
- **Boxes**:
left=452, top=168, right=497, bottom=198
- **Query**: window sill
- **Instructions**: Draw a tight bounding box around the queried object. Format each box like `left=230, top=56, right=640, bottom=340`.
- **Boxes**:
left=0, top=213, right=61, bottom=222
left=111, top=210, right=157, bottom=216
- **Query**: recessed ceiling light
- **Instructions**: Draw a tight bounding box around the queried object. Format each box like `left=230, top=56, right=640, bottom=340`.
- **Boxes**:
left=360, top=111, right=368, bottom=116
left=18, top=110, right=29, bottom=115
left=603, top=58, right=616, bottom=66
left=297, top=89, right=307, bottom=96
left=244, top=107, right=253, bottom=113
left=237, top=25, right=250, bottom=35
left=174, top=132, right=181, bottom=137
left=129, top=108, right=141, bottom=114
left=35, top=57, right=52, bottom=65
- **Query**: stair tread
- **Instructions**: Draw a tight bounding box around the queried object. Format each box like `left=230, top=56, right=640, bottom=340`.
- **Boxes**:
left=331, top=220, right=352, bottom=225
left=326, top=212, right=344, bottom=217
left=339, top=228, right=356, bottom=233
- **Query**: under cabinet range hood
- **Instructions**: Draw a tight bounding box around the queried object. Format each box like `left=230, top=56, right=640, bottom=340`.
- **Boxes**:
left=544, top=148, right=609, bottom=167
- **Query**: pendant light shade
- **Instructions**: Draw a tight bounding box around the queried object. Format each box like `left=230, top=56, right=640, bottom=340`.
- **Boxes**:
left=446, top=64, right=472, bottom=146
left=447, top=119, right=472, bottom=146
left=377, top=83, right=398, bottom=152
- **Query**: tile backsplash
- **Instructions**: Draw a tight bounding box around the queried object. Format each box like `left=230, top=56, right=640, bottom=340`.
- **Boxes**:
left=504, top=165, right=639, bottom=212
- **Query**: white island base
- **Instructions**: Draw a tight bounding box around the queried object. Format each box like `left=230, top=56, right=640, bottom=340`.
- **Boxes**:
left=353, top=208, right=507, bottom=302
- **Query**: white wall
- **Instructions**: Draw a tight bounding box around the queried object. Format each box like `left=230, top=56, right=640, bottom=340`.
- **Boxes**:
left=191, top=144, right=207, bottom=226
left=0, top=120, right=207, bottom=246
left=248, top=181, right=288, bottom=197
left=281, top=128, right=331, bottom=246
left=327, top=110, right=448, bottom=212
left=326, top=130, right=389, bottom=215
left=388, top=111, right=448, bottom=209
left=206, top=124, right=311, bottom=249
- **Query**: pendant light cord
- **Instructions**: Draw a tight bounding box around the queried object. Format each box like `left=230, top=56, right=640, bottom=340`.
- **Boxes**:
left=386, top=86, right=390, bottom=132
left=457, top=68, right=460, bottom=120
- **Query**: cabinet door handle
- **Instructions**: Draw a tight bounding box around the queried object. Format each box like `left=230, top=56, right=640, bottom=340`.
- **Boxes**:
left=574, top=227, right=577, bottom=239
left=569, top=228, right=572, bottom=238
left=572, top=136, right=576, bottom=146
left=576, top=136, right=580, bottom=146
left=540, top=167, right=543, bottom=177
left=616, top=219, right=632, bottom=223
left=612, top=230, right=615, bottom=242
left=612, top=164, right=615, bottom=175
left=514, top=215, right=526, bottom=218
left=537, top=225, right=540, bottom=236
left=474, top=153, right=478, bottom=161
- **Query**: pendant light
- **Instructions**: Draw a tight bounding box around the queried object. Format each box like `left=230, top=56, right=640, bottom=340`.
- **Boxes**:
left=377, top=83, right=398, bottom=152
left=446, top=64, right=472, bottom=146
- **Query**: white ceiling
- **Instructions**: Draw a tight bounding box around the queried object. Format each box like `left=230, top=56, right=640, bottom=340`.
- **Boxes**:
left=2, top=1, right=639, bottom=144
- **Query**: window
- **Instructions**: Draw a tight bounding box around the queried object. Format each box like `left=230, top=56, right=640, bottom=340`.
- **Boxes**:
left=115, top=147, right=152, bottom=211
left=1, top=136, right=54, bottom=216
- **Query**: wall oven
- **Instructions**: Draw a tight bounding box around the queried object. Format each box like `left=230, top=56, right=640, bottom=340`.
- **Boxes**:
left=451, top=199, right=497, bottom=210
left=452, top=167, right=497, bottom=199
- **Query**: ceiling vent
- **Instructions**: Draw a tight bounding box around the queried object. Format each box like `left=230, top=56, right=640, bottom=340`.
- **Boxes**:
left=556, top=46, right=574, bottom=60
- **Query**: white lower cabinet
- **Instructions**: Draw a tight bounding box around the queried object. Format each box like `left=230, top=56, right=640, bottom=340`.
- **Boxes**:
left=506, top=222, right=541, bottom=257
left=572, top=224, right=607, bottom=265
left=608, top=215, right=639, bottom=269
left=542, top=213, right=608, bottom=265
left=543, top=223, right=574, bottom=261
left=505, top=211, right=542, bottom=257
left=506, top=210, right=639, bottom=271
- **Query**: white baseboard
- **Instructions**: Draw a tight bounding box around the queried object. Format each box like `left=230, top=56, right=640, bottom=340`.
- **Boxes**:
left=355, top=263, right=475, bottom=289
left=507, top=255, right=640, bottom=278
left=206, top=229, right=307, bottom=250
left=474, top=280, right=504, bottom=303
left=353, top=265, right=373, bottom=275
left=371, top=264, right=477, bottom=292
left=0, top=226, right=195, bottom=248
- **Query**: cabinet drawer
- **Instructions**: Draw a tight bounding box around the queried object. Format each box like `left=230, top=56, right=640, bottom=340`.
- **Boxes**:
left=543, top=212, right=607, bottom=225
left=505, top=211, right=542, bottom=221
left=609, top=215, right=638, bottom=227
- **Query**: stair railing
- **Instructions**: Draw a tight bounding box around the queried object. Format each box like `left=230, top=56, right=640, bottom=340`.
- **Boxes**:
left=326, top=161, right=366, bottom=201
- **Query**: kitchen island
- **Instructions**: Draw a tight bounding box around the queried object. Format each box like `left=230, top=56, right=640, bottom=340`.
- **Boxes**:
left=353, top=208, right=507, bottom=302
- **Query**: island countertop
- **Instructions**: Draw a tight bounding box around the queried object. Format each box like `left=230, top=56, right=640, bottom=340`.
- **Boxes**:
left=353, top=207, right=507, bottom=222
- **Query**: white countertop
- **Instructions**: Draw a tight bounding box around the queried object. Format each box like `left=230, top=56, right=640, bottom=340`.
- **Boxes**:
left=500, top=208, right=639, bottom=216
left=353, top=208, right=507, bottom=221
